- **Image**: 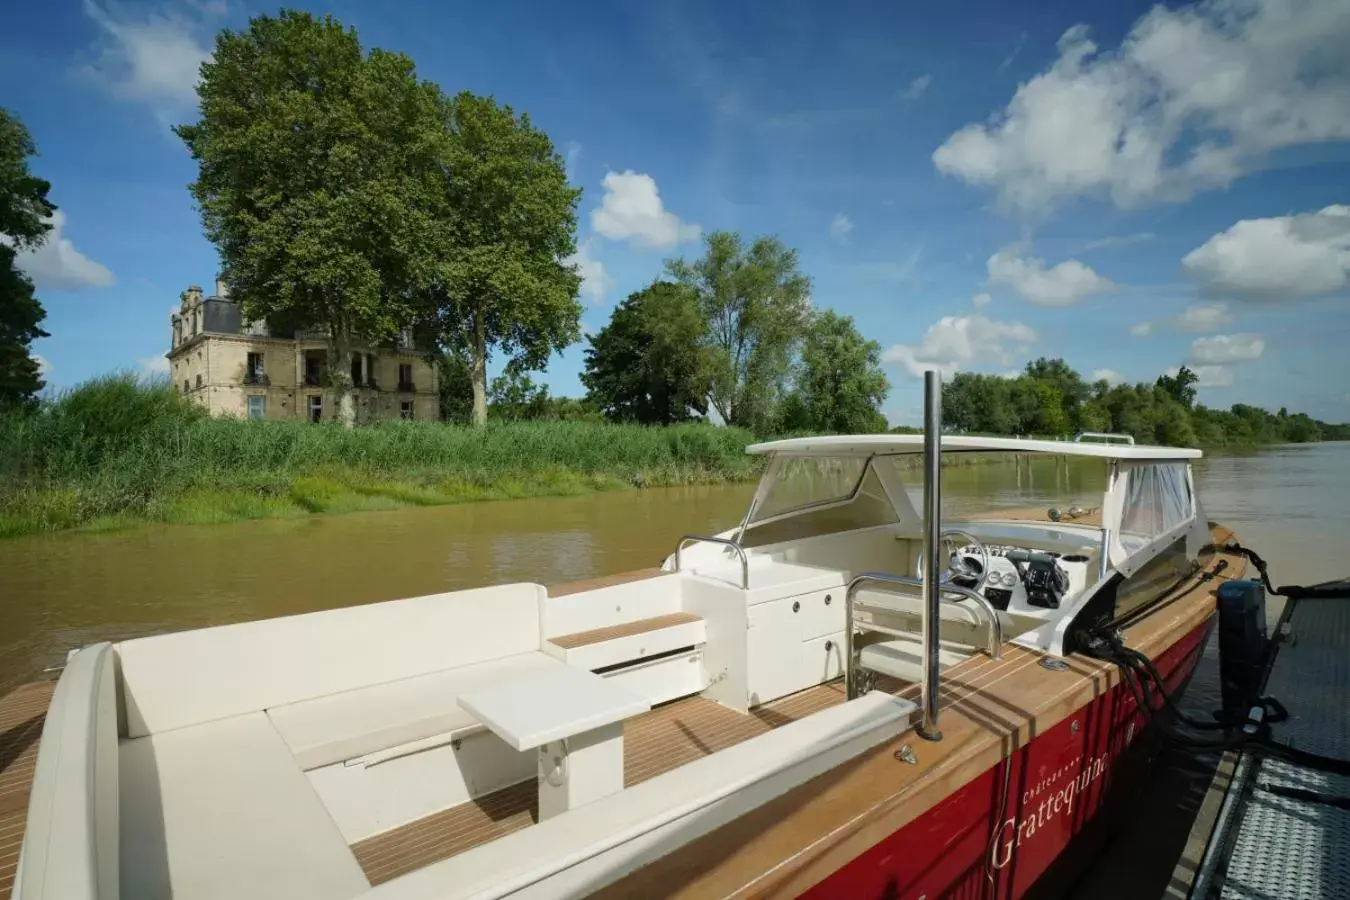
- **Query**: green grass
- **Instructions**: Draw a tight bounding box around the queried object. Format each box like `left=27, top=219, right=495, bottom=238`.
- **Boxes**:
left=0, top=375, right=762, bottom=538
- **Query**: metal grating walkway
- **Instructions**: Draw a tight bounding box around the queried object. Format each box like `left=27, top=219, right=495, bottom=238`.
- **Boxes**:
left=1213, top=587, right=1350, bottom=900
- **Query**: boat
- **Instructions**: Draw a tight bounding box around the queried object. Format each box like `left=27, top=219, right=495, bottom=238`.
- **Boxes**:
left=12, top=374, right=1247, bottom=900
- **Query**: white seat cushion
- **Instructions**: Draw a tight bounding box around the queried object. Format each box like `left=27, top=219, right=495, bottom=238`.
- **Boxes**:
left=119, top=712, right=368, bottom=900
left=268, top=651, right=562, bottom=770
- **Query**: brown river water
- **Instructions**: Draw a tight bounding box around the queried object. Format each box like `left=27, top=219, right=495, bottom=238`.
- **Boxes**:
left=1, top=443, right=1346, bottom=894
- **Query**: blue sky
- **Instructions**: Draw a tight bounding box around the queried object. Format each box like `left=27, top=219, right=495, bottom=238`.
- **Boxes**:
left=2, top=0, right=1348, bottom=424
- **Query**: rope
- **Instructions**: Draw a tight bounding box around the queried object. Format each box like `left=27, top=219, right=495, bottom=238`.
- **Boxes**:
left=1216, top=541, right=1350, bottom=600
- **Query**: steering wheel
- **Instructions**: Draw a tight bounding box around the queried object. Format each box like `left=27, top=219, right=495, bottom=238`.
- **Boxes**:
left=915, top=529, right=991, bottom=592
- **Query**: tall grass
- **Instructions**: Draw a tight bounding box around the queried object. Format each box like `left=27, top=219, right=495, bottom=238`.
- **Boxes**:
left=0, top=375, right=761, bottom=537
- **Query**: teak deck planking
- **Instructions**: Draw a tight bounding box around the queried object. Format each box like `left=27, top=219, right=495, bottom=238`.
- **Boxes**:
left=548, top=612, right=703, bottom=650
left=0, top=680, right=55, bottom=900
left=0, top=518, right=1242, bottom=900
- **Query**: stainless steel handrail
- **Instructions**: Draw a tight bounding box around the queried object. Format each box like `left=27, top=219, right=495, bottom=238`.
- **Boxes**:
left=1073, top=431, right=1135, bottom=445
left=674, top=534, right=750, bottom=590
left=845, top=573, right=1005, bottom=684
left=919, top=371, right=942, bottom=741
left=842, top=577, right=1004, bottom=739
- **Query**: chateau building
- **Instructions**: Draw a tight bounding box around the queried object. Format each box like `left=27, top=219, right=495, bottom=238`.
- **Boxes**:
left=166, top=281, right=439, bottom=422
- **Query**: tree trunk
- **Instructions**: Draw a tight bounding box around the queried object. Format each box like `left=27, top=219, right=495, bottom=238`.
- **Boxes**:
left=470, top=307, right=488, bottom=427
left=329, top=321, right=357, bottom=429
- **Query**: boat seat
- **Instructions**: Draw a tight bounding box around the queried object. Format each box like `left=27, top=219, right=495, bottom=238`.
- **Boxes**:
left=543, top=612, right=706, bottom=670
left=858, top=633, right=975, bottom=685
left=267, top=651, right=562, bottom=771
left=119, top=711, right=369, bottom=900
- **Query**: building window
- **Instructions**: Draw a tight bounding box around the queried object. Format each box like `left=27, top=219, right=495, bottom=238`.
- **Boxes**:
left=400, top=400, right=414, bottom=420
left=247, top=395, right=265, bottom=420
left=350, top=352, right=363, bottom=387
left=307, top=395, right=323, bottom=423
left=304, top=351, right=325, bottom=387
left=398, top=363, right=414, bottom=391
left=195, top=373, right=202, bottom=388
left=183, top=380, right=189, bottom=393
left=365, top=353, right=376, bottom=388
left=246, top=352, right=267, bottom=385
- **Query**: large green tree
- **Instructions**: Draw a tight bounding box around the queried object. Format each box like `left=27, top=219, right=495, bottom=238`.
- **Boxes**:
left=177, top=11, right=446, bottom=426
left=778, top=310, right=888, bottom=434
left=426, top=92, right=581, bottom=426
left=1156, top=365, right=1199, bottom=410
left=0, top=108, right=54, bottom=411
left=582, top=281, right=710, bottom=424
left=666, top=231, right=811, bottom=433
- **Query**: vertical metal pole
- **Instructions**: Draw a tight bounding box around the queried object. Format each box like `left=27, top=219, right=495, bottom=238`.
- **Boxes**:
left=918, top=370, right=943, bottom=742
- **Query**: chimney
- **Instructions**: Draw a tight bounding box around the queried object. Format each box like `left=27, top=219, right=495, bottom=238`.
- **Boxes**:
left=215, top=277, right=229, bottom=299
left=186, top=285, right=203, bottom=304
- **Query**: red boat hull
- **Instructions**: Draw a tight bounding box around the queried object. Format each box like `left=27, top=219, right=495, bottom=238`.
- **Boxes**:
left=801, top=617, right=1212, bottom=900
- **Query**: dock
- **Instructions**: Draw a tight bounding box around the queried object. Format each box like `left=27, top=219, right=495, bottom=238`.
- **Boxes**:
left=1169, top=580, right=1350, bottom=900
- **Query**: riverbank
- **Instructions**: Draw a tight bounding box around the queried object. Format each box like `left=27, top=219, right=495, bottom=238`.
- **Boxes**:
left=0, top=377, right=765, bottom=538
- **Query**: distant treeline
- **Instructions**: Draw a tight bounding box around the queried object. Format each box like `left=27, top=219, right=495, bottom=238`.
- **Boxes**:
left=939, top=360, right=1347, bottom=447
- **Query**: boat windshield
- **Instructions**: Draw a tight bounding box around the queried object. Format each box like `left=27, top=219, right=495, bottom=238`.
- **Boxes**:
left=740, top=456, right=899, bottom=547
left=1116, top=461, right=1193, bottom=555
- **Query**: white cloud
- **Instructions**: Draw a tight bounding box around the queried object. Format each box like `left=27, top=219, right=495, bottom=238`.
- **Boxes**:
left=6, top=211, right=114, bottom=291
left=883, top=314, right=1038, bottom=379
left=900, top=74, right=932, bottom=101
left=591, top=171, right=700, bottom=250
left=79, top=0, right=212, bottom=120
left=829, top=213, right=853, bottom=244
left=1182, top=204, right=1350, bottom=301
left=138, top=355, right=170, bottom=377
left=34, top=355, right=51, bottom=380
left=1169, top=363, right=1235, bottom=388
left=986, top=247, right=1114, bottom=306
left=1174, top=302, right=1231, bottom=332
left=564, top=241, right=613, bottom=305
left=1129, top=321, right=1153, bottom=337
left=1190, top=332, right=1265, bottom=364
left=933, top=1, right=1350, bottom=212
left=1091, top=368, right=1125, bottom=385
left=972, top=292, right=991, bottom=309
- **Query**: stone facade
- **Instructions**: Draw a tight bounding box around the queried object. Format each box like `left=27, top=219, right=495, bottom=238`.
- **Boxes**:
left=165, top=282, right=439, bottom=422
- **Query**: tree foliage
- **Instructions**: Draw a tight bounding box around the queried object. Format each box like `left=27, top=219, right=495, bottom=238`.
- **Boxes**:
left=582, top=281, right=710, bottom=425
left=426, top=92, right=581, bottom=426
left=776, top=310, right=888, bottom=434
left=177, top=11, right=446, bottom=426
left=0, top=108, right=53, bottom=412
left=666, top=231, right=811, bottom=433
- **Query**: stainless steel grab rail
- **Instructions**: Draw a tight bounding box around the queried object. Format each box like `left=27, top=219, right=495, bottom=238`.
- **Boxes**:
left=674, top=534, right=750, bottom=590
left=844, top=572, right=1005, bottom=718
left=1072, top=431, right=1135, bottom=445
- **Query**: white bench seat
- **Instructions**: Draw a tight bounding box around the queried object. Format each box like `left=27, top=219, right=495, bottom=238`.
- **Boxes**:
left=119, top=711, right=369, bottom=900
left=267, top=652, right=562, bottom=771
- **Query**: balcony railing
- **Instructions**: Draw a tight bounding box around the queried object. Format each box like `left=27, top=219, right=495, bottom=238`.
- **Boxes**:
left=243, top=372, right=270, bottom=386
left=364, top=378, right=379, bottom=390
